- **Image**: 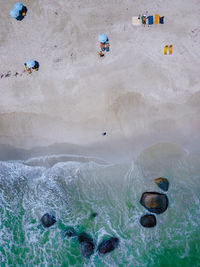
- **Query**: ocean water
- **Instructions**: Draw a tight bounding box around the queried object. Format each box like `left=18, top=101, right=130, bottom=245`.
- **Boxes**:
left=0, top=143, right=200, bottom=267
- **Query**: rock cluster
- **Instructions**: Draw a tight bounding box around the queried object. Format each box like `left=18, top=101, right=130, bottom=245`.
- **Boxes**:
left=139, top=177, right=169, bottom=228
left=40, top=213, right=119, bottom=258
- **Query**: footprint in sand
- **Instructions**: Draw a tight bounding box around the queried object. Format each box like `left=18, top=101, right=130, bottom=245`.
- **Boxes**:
left=0, top=70, right=25, bottom=78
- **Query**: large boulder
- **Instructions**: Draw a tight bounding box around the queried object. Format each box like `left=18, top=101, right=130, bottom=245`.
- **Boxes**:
left=140, top=192, right=168, bottom=214
left=154, top=177, right=169, bottom=191
left=98, top=237, right=119, bottom=254
left=41, top=213, right=56, bottom=228
left=140, top=214, right=156, bottom=227
left=78, top=232, right=94, bottom=258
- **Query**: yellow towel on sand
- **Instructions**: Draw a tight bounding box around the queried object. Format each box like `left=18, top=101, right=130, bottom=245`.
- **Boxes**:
left=169, top=45, right=173, bottom=54
left=164, top=45, right=168, bottom=55
left=154, top=14, right=159, bottom=24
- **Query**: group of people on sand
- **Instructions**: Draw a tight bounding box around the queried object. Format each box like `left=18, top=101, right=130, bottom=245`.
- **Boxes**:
left=10, top=2, right=39, bottom=75
left=99, top=41, right=110, bottom=57
left=98, top=33, right=110, bottom=57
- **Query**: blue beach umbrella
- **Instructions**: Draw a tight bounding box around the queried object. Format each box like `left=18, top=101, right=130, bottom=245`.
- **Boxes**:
left=10, top=8, right=20, bottom=18
left=14, top=2, right=23, bottom=11
left=26, top=59, right=35, bottom=68
left=98, top=33, right=108, bottom=43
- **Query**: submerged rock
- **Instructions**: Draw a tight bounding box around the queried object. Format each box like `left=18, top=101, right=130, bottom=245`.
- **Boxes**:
left=78, top=232, right=94, bottom=258
left=90, top=212, right=98, bottom=218
left=154, top=177, right=169, bottom=191
left=98, top=237, right=119, bottom=254
left=41, top=213, right=56, bottom=228
left=140, top=214, right=157, bottom=227
left=64, top=227, right=76, bottom=237
left=140, top=192, right=168, bottom=214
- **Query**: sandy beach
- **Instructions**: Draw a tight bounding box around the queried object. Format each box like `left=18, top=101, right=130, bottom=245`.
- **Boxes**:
left=0, top=0, right=200, bottom=161
left=1, top=2, right=200, bottom=265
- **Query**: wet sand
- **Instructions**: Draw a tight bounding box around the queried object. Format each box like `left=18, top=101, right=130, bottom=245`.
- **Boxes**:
left=0, top=0, right=200, bottom=161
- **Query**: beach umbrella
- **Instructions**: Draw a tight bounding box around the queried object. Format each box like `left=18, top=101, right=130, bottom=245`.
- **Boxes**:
left=26, top=59, right=35, bottom=68
left=98, top=33, right=108, bottom=43
left=10, top=8, right=20, bottom=18
left=14, top=2, right=23, bottom=11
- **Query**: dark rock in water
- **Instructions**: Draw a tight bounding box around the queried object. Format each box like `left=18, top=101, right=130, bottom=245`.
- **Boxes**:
left=91, top=212, right=98, bottom=218
left=140, top=192, right=168, bottom=214
left=65, top=227, right=76, bottom=237
left=140, top=214, right=157, bottom=227
left=98, top=237, right=119, bottom=254
left=78, top=232, right=94, bottom=258
left=41, top=213, right=56, bottom=228
left=154, top=177, right=169, bottom=191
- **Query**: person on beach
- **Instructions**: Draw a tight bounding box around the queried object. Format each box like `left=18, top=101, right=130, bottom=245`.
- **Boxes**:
left=100, top=42, right=106, bottom=52
left=24, top=63, right=32, bottom=74
left=99, top=42, right=105, bottom=57
left=19, top=5, right=26, bottom=17
left=99, top=41, right=110, bottom=56
left=98, top=33, right=110, bottom=57
left=105, top=42, right=110, bottom=52
left=142, top=15, right=147, bottom=26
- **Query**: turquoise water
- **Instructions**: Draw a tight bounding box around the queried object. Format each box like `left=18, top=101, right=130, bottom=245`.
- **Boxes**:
left=0, top=143, right=200, bottom=266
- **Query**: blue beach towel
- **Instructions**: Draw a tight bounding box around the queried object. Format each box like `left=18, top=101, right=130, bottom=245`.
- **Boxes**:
left=159, top=16, right=164, bottom=24
left=148, top=16, right=154, bottom=25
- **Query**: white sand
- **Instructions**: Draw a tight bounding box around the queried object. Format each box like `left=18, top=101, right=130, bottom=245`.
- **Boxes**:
left=0, top=0, right=200, bottom=161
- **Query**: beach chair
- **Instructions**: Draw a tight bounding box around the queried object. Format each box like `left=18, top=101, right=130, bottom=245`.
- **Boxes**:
left=132, top=16, right=142, bottom=26
left=148, top=16, right=154, bottom=25
left=159, top=16, right=164, bottom=24
left=164, top=45, right=168, bottom=55
left=169, top=45, right=173, bottom=55
left=154, top=14, right=159, bottom=24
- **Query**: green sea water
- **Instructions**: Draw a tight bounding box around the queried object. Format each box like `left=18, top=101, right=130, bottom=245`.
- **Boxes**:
left=0, top=143, right=200, bottom=266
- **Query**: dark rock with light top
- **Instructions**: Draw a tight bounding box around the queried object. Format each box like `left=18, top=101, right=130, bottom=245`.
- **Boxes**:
left=154, top=177, right=169, bottom=191
left=140, top=192, right=168, bottom=214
